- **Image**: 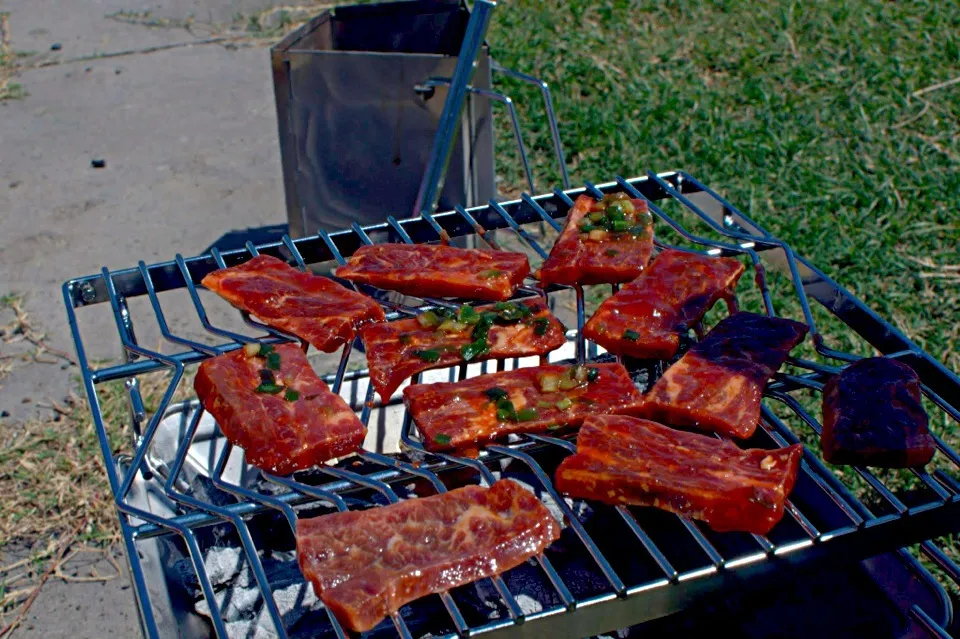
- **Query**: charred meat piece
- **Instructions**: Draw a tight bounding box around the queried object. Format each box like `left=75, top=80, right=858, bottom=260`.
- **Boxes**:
left=360, top=298, right=566, bottom=402
left=555, top=415, right=803, bottom=535
left=296, top=479, right=560, bottom=633
left=538, top=193, right=654, bottom=286
left=639, top=312, right=808, bottom=439
left=404, top=363, right=643, bottom=454
left=201, top=254, right=385, bottom=353
left=821, top=357, right=935, bottom=468
left=194, top=343, right=364, bottom=474
left=333, top=243, right=530, bottom=301
left=583, top=249, right=745, bottom=359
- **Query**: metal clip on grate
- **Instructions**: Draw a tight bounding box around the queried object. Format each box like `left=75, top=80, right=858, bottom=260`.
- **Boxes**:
left=63, top=173, right=960, bottom=639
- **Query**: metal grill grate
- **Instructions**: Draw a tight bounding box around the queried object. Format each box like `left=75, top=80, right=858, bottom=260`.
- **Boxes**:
left=63, top=172, right=960, bottom=639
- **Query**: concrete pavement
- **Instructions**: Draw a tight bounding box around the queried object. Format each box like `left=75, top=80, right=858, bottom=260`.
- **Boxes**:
left=1, top=0, right=316, bottom=635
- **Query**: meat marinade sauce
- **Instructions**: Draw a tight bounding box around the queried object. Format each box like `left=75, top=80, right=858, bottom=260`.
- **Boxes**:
left=296, top=479, right=561, bottom=633
left=334, top=243, right=531, bottom=301
left=194, top=343, right=365, bottom=474
left=539, top=192, right=655, bottom=286
left=404, top=363, right=644, bottom=454
left=556, top=416, right=803, bottom=534
left=639, top=312, right=808, bottom=439
left=583, top=249, right=745, bottom=359
left=821, top=357, right=935, bottom=468
left=202, top=254, right=385, bottom=353
left=360, top=298, right=566, bottom=402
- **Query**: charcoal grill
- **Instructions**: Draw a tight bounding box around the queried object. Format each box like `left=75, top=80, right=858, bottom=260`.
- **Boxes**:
left=63, top=171, right=960, bottom=638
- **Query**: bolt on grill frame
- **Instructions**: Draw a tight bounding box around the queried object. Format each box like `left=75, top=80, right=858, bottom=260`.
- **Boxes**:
left=63, top=172, right=960, bottom=639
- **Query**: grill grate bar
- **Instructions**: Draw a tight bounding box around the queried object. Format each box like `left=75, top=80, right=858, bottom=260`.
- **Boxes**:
left=63, top=174, right=960, bottom=639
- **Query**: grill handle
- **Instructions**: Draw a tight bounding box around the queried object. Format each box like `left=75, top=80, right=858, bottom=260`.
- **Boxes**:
left=413, top=0, right=497, bottom=217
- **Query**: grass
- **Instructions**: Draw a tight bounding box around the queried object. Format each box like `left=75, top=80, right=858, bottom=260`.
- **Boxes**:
left=488, top=0, right=959, bottom=372
left=485, top=0, right=959, bottom=595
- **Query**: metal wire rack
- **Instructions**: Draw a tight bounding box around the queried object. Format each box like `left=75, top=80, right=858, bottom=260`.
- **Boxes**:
left=63, top=171, right=960, bottom=639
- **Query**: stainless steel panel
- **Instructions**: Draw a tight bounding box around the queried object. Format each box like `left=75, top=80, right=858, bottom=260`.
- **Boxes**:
left=271, top=1, right=495, bottom=237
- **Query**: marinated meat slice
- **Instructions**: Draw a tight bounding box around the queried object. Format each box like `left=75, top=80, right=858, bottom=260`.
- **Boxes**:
left=296, top=479, right=560, bottom=633
left=202, top=254, right=385, bottom=353
left=583, top=249, right=745, bottom=359
left=194, top=343, right=364, bottom=474
left=333, top=243, right=530, bottom=301
left=821, top=357, right=935, bottom=467
left=555, top=415, right=803, bottom=534
left=403, top=363, right=643, bottom=453
left=361, top=299, right=567, bottom=402
left=639, top=312, right=808, bottom=439
left=538, top=193, right=654, bottom=286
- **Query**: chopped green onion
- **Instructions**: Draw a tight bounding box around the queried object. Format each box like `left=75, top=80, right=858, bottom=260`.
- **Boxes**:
left=495, top=398, right=518, bottom=422
left=539, top=373, right=561, bottom=393
left=255, top=383, right=284, bottom=394
left=556, top=397, right=573, bottom=410
left=438, top=318, right=468, bottom=333
left=587, top=367, right=600, bottom=382
left=589, top=211, right=606, bottom=223
left=458, top=305, right=480, bottom=325
left=532, top=317, right=550, bottom=336
left=558, top=375, right=581, bottom=390
left=461, top=339, right=489, bottom=362
left=265, top=351, right=281, bottom=371
left=484, top=387, right=509, bottom=401
left=538, top=400, right=556, bottom=409
left=579, top=223, right=596, bottom=233
left=604, top=249, right=619, bottom=257
left=417, top=311, right=442, bottom=328
left=623, top=329, right=640, bottom=341
left=258, top=344, right=275, bottom=357
left=546, top=423, right=564, bottom=431
left=605, top=204, right=626, bottom=220
left=629, top=224, right=648, bottom=236
left=517, top=407, right=539, bottom=422
left=412, top=349, right=441, bottom=362
left=284, top=389, right=300, bottom=401
left=480, top=269, right=504, bottom=279
left=433, top=433, right=452, bottom=445
left=610, top=220, right=631, bottom=232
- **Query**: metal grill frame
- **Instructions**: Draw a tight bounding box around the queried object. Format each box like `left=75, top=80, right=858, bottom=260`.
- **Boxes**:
left=63, top=172, right=960, bottom=639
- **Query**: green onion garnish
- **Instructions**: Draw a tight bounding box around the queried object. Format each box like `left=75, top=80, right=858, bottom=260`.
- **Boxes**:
left=434, top=433, right=452, bottom=445
left=458, top=305, right=480, bottom=325
left=556, top=397, right=573, bottom=410
left=623, top=329, right=640, bottom=341
left=461, top=339, right=489, bottom=362
left=417, top=310, right=442, bottom=328
left=517, top=407, right=539, bottom=422
left=579, top=223, right=596, bottom=233
left=412, top=349, right=441, bottom=362
left=532, top=317, right=550, bottom=336
left=284, top=389, right=299, bottom=401
left=480, top=269, right=504, bottom=279
left=265, top=351, right=281, bottom=371
left=258, top=344, right=275, bottom=357
left=587, top=367, right=600, bottom=383
left=546, top=424, right=564, bottom=431
left=255, top=383, right=284, bottom=394
left=484, top=387, right=509, bottom=401
left=610, top=220, right=631, bottom=232
left=629, top=224, right=648, bottom=236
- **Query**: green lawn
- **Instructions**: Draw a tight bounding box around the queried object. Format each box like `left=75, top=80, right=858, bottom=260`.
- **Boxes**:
left=488, top=0, right=960, bottom=595
left=488, top=0, right=959, bottom=374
